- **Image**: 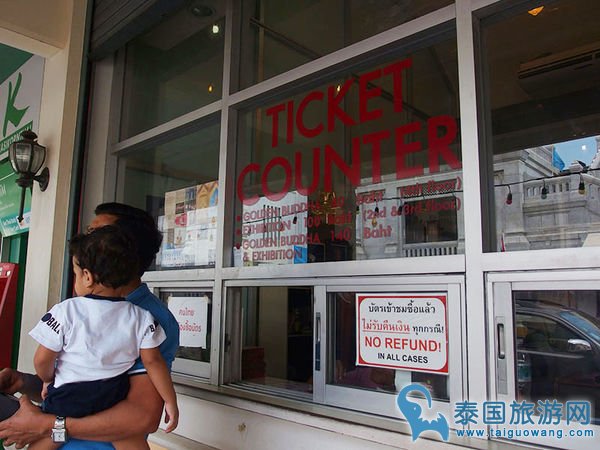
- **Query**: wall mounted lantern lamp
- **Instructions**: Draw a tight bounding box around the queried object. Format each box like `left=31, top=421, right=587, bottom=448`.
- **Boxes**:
left=8, top=130, right=49, bottom=223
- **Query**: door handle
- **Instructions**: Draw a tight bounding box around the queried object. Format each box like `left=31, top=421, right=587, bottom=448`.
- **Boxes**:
left=315, top=312, right=321, bottom=371
left=496, top=316, right=508, bottom=395
left=497, top=323, right=505, bottom=359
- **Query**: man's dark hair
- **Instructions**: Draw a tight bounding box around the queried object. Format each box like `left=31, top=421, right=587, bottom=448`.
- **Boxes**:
left=69, top=226, right=139, bottom=289
left=94, top=202, right=162, bottom=275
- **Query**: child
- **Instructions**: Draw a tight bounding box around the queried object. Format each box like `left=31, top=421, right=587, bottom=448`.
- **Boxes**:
left=28, top=226, right=178, bottom=449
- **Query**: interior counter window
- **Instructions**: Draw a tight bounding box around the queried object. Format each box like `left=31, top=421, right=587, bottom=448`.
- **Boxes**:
left=225, top=286, right=314, bottom=399
left=223, top=281, right=463, bottom=421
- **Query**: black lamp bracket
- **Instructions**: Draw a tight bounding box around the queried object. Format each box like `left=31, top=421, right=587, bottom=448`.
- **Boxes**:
left=34, top=167, right=50, bottom=191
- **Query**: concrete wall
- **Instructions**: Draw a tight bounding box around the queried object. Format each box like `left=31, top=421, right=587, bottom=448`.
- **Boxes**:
left=0, top=0, right=88, bottom=373
left=160, top=393, right=457, bottom=450
left=0, top=0, right=72, bottom=57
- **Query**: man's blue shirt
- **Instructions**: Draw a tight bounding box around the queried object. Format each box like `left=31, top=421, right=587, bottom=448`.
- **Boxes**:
left=61, top=284, right=180, bottom=449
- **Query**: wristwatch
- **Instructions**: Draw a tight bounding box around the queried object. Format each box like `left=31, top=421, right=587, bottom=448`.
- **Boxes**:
left=51, top=416, right=68, bottom=443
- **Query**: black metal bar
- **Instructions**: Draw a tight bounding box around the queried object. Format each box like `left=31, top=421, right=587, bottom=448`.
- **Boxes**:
left=17, top=186, right=26, bottom=224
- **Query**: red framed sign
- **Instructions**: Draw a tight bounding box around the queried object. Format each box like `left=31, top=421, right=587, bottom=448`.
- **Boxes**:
left=356, top=293, right=448, bottom=374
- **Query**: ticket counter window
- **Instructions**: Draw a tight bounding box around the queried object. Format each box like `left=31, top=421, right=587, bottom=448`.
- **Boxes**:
left=118, top=121, right=220, bottom=270
left=225, top=280, right=462, bottom=418
left=481, top=0, right=600, bottom=252
left=233, top=33, right=462, bottom=266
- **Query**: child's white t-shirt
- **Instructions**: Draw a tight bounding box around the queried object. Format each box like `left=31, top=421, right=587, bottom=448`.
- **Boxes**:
left=29, top=295, right=166, bottom=388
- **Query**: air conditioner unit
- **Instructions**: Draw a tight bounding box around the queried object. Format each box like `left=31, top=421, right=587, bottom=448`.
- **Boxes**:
left=517, top=42, right=600, bottom=98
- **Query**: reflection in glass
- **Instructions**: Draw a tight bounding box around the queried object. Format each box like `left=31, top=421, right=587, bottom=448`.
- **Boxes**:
left=233, top=35, right=462, bottom=266
left=331, top=292, right=448, bottom=400
left=513, top=291, right=600, bottom=419
left=121, top=4, right=225, bottom=138
left=119, top=122, right=220, bottom=270
left=238, top=0, right=453, bottom=90
left=493, top=140, right=600, bottom=251
left=483, top=0, right=600, bottom=252
left=233, top=286, right=313, bottom=397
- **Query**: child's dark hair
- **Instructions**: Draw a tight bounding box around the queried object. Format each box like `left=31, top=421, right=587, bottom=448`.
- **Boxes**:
left=69, top=225, right=140, bottom=288
left=94, top=202, right=162, bottom=276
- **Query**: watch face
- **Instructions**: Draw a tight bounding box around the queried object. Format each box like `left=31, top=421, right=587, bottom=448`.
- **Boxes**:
left=52, top=430, right=67, bottom=443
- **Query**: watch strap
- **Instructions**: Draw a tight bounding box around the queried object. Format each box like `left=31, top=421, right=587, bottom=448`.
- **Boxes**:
left=52, top=416, right=67, bottom=443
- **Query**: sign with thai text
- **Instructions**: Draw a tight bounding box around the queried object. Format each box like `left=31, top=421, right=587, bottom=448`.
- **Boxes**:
left=168, top=296, right=209, bottom=348
left=356, top=293, right=448, bottom=373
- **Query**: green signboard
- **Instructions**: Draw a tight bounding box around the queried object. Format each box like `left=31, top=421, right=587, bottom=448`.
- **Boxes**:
left=0, top=161, right=31, bottom=236
left=0, top=48, right=44, bottom=238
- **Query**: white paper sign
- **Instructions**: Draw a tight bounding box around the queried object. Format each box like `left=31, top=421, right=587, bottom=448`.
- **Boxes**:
left=356, top=293, right=448, bottom=374
left=168, top=296, right=209, bottom=348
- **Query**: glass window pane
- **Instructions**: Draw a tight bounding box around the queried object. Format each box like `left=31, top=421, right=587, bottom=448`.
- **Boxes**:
left=238, top=0, right=453, bottom=90
left=330, top=292, right=448, bottom=400
left=233, top=35, right=462, bottom=266
left=229, top=286, right=313, bottom=398
left=482, top=0, right=600, bottom=252
left=119, top=122, right=220, bottom=270
left=513, top=291, right=600, bottom=419
left=162, top=291, right=212, bottom=363
left=120, top=5, right=225, bottom=138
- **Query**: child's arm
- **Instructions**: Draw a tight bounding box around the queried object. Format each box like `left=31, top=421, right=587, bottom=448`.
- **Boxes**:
left=140, top=347, right=179, bottom=433
left=32, top=345, right=58, bottom=383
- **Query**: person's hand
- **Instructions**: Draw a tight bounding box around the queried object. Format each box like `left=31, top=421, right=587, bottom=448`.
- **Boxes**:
left=0, top=395, right=52, bottom=448
left=41, top=382, right=50, bottom=400
left=0, top=368, right=24, bottom=395
left=163, top=401, right=179, bottom=433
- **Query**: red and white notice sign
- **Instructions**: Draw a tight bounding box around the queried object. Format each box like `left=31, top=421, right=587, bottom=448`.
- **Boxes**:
left=356, top=293, right=448, bottom=374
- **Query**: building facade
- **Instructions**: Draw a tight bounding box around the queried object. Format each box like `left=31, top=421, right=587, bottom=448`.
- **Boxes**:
left=8, top=0, right=600, bottom=449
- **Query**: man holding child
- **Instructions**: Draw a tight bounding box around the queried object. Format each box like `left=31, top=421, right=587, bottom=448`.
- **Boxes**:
left=0, top=203, right=180, bottom=449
